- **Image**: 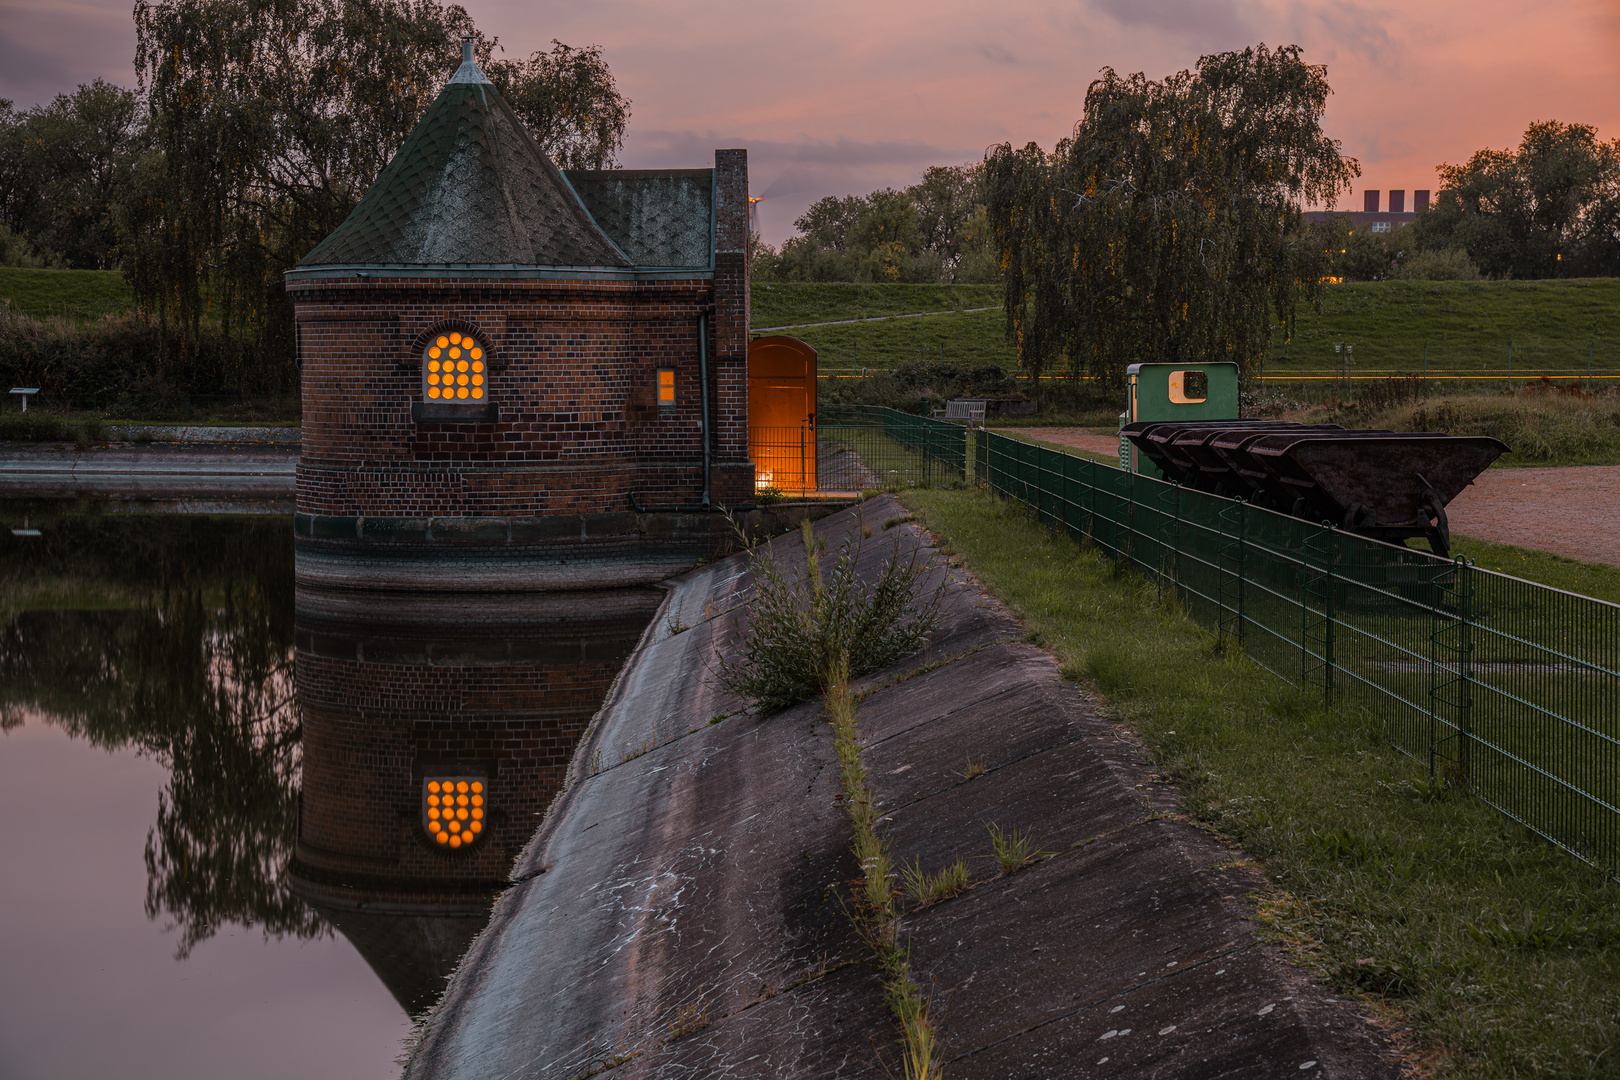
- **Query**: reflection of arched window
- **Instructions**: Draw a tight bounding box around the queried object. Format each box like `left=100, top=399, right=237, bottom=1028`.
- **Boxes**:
left=423, top=331, right=489, bottom=403
left=423, top=777, right=487, bottom=849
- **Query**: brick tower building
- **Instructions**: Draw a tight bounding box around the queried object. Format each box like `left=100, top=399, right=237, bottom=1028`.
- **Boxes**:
left=286, top=43, right=752, bottom=590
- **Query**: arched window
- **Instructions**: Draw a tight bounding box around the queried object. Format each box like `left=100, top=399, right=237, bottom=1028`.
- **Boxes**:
left=423, top=331, right=489, bottom=403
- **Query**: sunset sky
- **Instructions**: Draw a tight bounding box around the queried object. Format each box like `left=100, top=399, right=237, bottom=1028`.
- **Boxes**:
left=3, top=0, right=1617, bottom=246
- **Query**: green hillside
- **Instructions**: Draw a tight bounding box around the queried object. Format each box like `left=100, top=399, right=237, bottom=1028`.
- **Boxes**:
left=751, top=279, right=1620, bottom=378
left=1269, top=278, right=1620, bottom=374
left=0, top=267, right=135, bottom=321
left=752, top=282, right=998, bottom=330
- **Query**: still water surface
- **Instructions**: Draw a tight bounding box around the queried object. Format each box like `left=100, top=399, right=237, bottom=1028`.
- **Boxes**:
left=0, top=507, right=655, bottom=1078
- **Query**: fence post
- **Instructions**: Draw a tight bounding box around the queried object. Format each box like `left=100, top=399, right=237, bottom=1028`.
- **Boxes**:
left=1455, top=557, right=1474, bottom=790
left=1428, top=554, right=1475, bottom=789
left=1167, top=483, right=1183, bottom=598
left=1125, top=468, right=1137, bottom=569
left=1218, top=499, right=1247, bottom=645
left=1302, top=522, right=1336, bottom=702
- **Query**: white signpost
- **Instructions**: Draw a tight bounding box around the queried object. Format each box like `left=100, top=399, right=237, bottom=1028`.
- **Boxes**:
left=9, top=387, right=38, bottom=412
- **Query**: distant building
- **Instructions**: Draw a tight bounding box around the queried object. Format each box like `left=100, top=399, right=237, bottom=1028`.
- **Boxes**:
left=1302, top=187, right=1431, bottom=233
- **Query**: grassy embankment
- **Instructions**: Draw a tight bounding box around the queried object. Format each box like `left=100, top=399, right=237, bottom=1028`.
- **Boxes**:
left=0, top=266, right=136, bottom=320
left=0, top=267, right=297, bottom=430
left=753, top=282, right=1012, bottom=376
left=901, top=484, right=1620, bottom=1079
left=1267, top=278, right=1620, bottom=377
left=753, top=278, right=1620, bottom=379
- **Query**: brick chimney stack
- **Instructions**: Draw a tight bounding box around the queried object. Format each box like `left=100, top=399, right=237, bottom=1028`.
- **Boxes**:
left=1389, top=190, right=1406, bottom=214
left=1414, top=190, right=1431, bottom=213
left=1364, top=190, right=1380, bottom=213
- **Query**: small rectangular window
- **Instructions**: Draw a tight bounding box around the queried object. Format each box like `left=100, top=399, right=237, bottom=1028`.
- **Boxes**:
left=657, top=369, right=675, bottom=413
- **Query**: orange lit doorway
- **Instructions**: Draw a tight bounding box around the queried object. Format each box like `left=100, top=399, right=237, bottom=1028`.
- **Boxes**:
left=747, top=336, right=817, bottom=495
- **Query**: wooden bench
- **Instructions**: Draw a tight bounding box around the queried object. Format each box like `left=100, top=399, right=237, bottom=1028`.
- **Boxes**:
left=932, top=398, right=986, bottom=425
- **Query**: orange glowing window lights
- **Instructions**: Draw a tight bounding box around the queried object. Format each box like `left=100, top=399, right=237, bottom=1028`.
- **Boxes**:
left=657, top=368, right=675, bottom=405
left=424, top=332, right=488, bottom=403
left=423, top=778, right=487, bottom=848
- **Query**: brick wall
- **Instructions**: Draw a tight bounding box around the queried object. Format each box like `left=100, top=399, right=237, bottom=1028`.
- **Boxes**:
left=291, top=274, right=748, bottom=518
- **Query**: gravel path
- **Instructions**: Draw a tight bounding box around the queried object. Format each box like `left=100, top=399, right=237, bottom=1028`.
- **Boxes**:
left=989, top=426, right=1120, bottom=459
left=1447, top=466, right=1620, bottom=567
left=991, top=427, right=1620, bottom=569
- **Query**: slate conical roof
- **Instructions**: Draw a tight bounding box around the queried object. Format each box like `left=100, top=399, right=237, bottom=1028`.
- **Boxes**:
left=299, top=46, right=629, bottom=268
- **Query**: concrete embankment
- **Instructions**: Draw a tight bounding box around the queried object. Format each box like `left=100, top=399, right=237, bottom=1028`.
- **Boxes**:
left=405, top=495, right=1401, bottom=1079
left=0, top=440, right=297, bottom=508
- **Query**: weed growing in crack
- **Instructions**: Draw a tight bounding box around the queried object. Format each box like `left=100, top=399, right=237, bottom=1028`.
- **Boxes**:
left=718, top=517, right=943, bottom=714
left=961, top=758, right=987, bottom=779
left=987, top=822, right=1050, bottom=874
left=901, top=857, right=970, bottom=908
left=667, top=1000, right=710, bottom=1041
left=823, top=652, right=943, bottom=1079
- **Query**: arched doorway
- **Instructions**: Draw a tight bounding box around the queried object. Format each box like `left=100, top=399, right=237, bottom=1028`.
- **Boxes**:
left=747, top=336, right=817, bottom=496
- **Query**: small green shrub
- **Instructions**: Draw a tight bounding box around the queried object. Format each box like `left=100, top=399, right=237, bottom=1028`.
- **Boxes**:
left=718, top=518, right=943, bottom=713
left=986, top=823, right=1049, bottom=874
left=1394, top=247, right=1481, bottom=281
left=1368, top=388, right=1620, bottom=464
left=901, top=856, right=970, bottom=907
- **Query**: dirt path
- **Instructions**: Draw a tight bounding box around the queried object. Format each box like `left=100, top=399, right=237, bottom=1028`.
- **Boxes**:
left=989, top=426, right=1120, bottom=459
left=1446, top=465, right=1620, bottom=567
left=990, top=428, right=1620, bottom=569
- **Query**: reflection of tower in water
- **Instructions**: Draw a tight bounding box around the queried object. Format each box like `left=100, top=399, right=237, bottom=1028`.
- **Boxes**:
left=287, top=587, right=660, bottom=1015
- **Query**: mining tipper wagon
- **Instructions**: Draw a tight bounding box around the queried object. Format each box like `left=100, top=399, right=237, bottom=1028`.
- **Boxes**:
left=1118, top=363, right=1506, bottom=558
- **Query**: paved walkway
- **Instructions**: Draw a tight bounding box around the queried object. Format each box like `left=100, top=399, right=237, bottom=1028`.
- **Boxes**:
left=0, top=443, right=296, bottom=501
left=991, top=426, right=1120, bottom=460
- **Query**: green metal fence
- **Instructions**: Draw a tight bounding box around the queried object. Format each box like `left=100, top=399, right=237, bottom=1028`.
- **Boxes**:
left=976, top=429, right=1620, bottom=875
left=746, top=409, right=967, bottom=495
left=880, top=409, right=967, bottom=482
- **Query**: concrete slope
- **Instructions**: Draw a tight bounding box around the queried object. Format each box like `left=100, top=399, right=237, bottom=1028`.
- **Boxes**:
left=405, top=495, right=1400, bottom=1080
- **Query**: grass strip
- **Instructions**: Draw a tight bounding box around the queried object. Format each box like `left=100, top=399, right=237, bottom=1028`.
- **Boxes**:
left=789, top=519, right=941, bottom=1079
left=822, top=655, right=942, bottom=1080
left=1450, top=533, right=1620, bottom=606
left=901, top=485, right=1620, bottom=1079
left=0, top=267, right=135, bottom=321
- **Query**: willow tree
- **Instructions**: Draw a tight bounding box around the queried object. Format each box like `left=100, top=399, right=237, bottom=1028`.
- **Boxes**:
left=985, top=44, right=1358, bottom=384
left=125, top=0, right=629, bottom=390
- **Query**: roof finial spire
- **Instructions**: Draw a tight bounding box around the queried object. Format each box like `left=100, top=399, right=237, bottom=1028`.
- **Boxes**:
left=450, top=35, right=491, bottom=85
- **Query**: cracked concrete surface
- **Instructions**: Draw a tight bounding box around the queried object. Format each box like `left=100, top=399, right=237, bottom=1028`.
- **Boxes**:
left=404, top=495, right=1401, bottom=1079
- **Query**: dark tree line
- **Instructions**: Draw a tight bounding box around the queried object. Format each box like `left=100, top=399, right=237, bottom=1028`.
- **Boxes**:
left=1335, top=120, right=1620, bottom=282
left=0, top=81, right=144, bottom=271
left=753, top=164, right=999, bottom=284
left=1, top=0, right=629, bottom=400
